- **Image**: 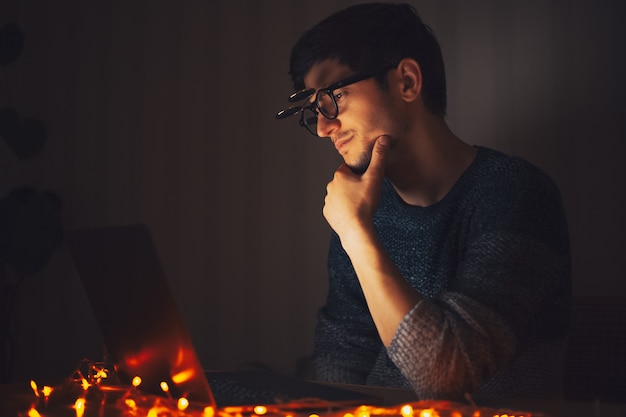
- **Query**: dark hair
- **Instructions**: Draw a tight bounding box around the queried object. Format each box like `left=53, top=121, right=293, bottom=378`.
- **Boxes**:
left=289, top=3, right=447, bottom=115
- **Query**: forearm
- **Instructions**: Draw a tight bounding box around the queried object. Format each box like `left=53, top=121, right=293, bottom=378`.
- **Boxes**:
left=387, top=294, right=516, bottom=399
left=339, top=222, right=422, bottom=346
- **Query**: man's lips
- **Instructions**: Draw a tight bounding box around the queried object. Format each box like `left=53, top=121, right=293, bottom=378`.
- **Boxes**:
left=332, top=135, right=352, bottom=152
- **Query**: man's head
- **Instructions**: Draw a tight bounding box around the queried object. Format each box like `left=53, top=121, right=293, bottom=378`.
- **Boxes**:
left=289, top=2, right=447, bottom=116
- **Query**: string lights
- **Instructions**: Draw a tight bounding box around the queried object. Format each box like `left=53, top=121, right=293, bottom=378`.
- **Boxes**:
left=22, top=360, right=535, bottom=417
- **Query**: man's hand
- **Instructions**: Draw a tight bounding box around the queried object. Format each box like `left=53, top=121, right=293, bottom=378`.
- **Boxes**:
left=323, top=136, right=390, bottom=242
left=323, top=135, right=420, bottom=346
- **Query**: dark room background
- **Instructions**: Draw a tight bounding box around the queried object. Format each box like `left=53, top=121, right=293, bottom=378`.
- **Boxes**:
left=1, top=0, right=624, bottom=382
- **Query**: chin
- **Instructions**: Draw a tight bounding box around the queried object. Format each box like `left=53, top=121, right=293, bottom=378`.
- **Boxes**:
left=347, top=151, right=372, bottom=175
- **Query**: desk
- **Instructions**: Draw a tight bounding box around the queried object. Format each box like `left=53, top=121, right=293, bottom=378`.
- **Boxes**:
left=320, top=382, right=626, bottom=417
left=2, top=378, right=626, bottom=417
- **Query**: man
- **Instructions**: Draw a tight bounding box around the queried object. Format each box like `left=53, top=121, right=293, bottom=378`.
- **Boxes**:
left=276, top=3, right=570, bottom=400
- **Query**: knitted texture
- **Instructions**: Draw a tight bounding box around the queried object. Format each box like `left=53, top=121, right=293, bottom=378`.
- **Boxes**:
left=313, top=146, right=571, bottom=400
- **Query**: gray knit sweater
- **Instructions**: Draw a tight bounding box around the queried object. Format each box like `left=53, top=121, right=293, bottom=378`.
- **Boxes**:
left=313, top=146, right=571, bottom=400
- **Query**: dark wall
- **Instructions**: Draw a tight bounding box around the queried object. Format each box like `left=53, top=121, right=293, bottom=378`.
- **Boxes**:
left=1, top=0, right=624, bottom=381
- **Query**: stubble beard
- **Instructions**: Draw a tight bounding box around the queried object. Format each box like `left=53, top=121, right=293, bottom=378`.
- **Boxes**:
left=346, top=145, right=374, bottom=175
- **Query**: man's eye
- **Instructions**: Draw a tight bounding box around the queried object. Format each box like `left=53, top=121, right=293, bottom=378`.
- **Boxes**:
left=335, top=92, right=344, bottom=100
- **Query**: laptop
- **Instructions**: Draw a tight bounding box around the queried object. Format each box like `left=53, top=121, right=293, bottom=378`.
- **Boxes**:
left=66, top=224, right=381, bottom=408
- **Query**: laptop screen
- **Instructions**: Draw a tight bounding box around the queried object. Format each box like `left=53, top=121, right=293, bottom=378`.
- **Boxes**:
left=67, top=224, right=383, bottom=409
left=66, top=224, right=215, bottom=405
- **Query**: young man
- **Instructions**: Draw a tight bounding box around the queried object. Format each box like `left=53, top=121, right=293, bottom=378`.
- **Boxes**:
left=276, top=3, right=570, bottom=400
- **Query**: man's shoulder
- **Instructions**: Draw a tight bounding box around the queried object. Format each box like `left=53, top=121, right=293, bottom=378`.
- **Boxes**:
left=471, top=146, right=559, bottom=194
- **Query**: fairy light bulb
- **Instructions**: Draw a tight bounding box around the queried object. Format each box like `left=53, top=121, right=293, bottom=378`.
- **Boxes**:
left=80, top=378, right=90, bottom=391
left=177, top=397, right=190, bottom=411
left=356, top=406, right=371, bottom=417
left=131, top=376, right=142, bottom=387
left=254, top=405, right=268, bottom=415
left=74, top=398, right=86, bottom=417
left=30, top=380, right=40, bottom=397
left=27, top=406, right=42, bottom=417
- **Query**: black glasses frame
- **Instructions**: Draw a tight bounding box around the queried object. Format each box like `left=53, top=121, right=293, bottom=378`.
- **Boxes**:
left=275, top=72, right=374, bottom=136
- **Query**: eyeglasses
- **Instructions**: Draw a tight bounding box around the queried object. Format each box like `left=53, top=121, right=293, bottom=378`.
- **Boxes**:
left=275, top=73, right=373, bottom=137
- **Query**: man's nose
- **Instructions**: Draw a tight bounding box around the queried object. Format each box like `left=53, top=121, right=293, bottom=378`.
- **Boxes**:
left=316, top=115, right=339, bottom=138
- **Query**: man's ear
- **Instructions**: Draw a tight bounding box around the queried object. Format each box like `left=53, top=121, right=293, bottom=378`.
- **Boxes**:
left=393, top=58, right=422, bottom=102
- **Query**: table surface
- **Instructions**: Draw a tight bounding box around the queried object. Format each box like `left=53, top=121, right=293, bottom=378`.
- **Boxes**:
left=2, top=377, right=626, bottom=417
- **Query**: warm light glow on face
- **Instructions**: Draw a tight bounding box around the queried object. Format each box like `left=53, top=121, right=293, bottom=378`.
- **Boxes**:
left=131, top=376, right=142, bottom=387
left=254, top=405, right=268, bottom=415
left=74, top=398, right=86, bottom=417
left=177, top=397, right=190, bottom=411
left=171, top=368, right=195, bottom=384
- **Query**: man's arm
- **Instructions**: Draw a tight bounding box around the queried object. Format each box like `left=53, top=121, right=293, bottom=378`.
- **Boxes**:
left=323, top=136, right=422, bottom=346
left=322, top=139, right=571, bottom=397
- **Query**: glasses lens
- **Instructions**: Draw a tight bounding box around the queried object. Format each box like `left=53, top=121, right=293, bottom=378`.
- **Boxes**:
left=316, top=91, right=338, bottom=119
left=300, top=107, right=318, bottom=136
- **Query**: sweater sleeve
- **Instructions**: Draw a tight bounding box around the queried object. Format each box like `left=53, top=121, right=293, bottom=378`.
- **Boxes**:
left=313, top=233, right=382, bottom=384
left=387, top=160, right=571, bottom=399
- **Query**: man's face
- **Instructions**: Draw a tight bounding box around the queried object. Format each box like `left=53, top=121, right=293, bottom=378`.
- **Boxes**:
left=303, top=59, right=398, bottom=174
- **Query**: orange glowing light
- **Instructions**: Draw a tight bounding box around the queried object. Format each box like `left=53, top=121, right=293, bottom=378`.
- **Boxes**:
left=401, top=404, right=413, bottom=417
left=343, top=414, right=355, bottom=417
left=132, top=376, right=142, bottom=387
left=27, top=406, right=42, bottom=417
left=177, top=397, right=190, bottom=411
left=171, top=368, right=195, bottom=384
left=160, top=381, right=170, bottom=392
left=94, top=368, right=108, bottom=380
left=80, top=378, right=90, bottom=391
left=254, top=405, right=268, bottom=415
left=309, top=414, right=320, bottom=417
left=42, top=385, right=53, bottom=398
left=74, top=398, right=86, bottom=417
left=203, top=406, right=216, bottom=417
left=124, top=398, right=137, bottom=409
left=419, top=409, right=438, bottom=417
left=30, top=380, right=40, bottom=397
left=356, top=406, right=371, bottom=417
